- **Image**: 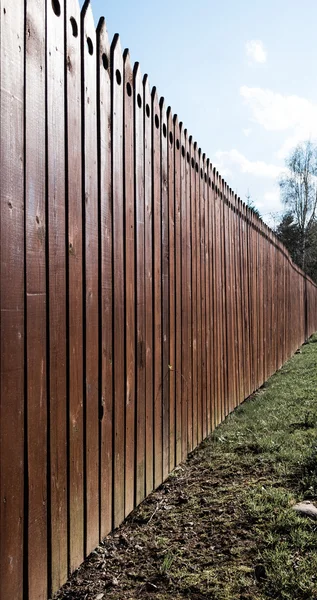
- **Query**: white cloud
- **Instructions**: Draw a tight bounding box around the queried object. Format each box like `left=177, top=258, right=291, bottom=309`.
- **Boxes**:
left=245, top=40, right=267, bottom=64
left=243, top=128, right=251, bottom=137
left=215, top=149, right=284, bottom=179
left=240, top=86, right=317, bottom=158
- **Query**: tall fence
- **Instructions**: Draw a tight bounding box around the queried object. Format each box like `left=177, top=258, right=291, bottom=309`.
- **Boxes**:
left=1, top=1, right=317, bottom=599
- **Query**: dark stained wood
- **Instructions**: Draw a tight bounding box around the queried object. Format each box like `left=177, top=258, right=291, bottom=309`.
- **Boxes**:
left=167, top=107, right=175, bottom=472
left=123, top=49, right=135, bottom=517
left=0, top=3, right=25, bottom=599
left=25, top=1, right=47, bottom=597
left=66, top=0, right=84, bottom=571
left=195, top=146, right=202, bottom=445
left=152, top=88, right=163, bottom=488
left=144, top=74, right=154, bottom=497
left=185, top=133, right=193, bottom=452
left=200, top=153, right=207, bottom=438
left=3, top=4, right=317, bottom=596
left=174, top=116, right=182, bottom=465
left=46, top=0, right=68, bottom=591
left=160, top=98, right=169, bottom=480
left=205, top=159, right=211, bottom=433
left=81, top=0, right=100, bottom=554
left=111, top=35, right=125, bottom=529
left=180, top=124, right=188, bottom=459
left=191, top=142, right=198, bottom=448
left=135, top=63, right=146, bottom=504
left=97, top=17, right=113, bottom=537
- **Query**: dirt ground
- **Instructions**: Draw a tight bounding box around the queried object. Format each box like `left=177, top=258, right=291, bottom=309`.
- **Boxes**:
left=52, top=336, right=317, bottom=600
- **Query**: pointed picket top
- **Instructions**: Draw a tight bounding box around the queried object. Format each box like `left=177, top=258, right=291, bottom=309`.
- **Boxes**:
left=111, top=33, right=123, bottom=80
left=151, top=85, right=159, bottom=104
left=67, top=0, right=81, bottom=33
left=143, top=74, right=151, bottom=120
left=174, top=114, right=180, bottom=152
left=123, top=49, right=133, bottom=98
left=81, top=0, right=96, bottom=64
left=134, top=61, right=144, bottom=112
left=97, top=17, right=110, bottom=74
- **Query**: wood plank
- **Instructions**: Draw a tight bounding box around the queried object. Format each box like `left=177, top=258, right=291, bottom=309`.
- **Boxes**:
left=111, top=34, right=125, bottom=528
left=46, top=0, right=68, bottom=591
left=97, top=17, right=113, bottom=537
left=195, top=146, right=202, bottom=444
left=185, top=133, right=193, bottom=451
left=152, top=87, right=163, bottom=489
left=160, top=97, right=169, bottom=480
left=81, top=0, right=99, bottom=554
left=25, top=1, right=47, bottom=597
left=191, top=142, right=198, bottom=448
left=174, top=116, right=182, bottom=465
left=135, top=63, right=146, bottom=503
left=180, top=124, right=188, bottom=459
left=66, top=0, right=84, bottom=570
left=200, top=154, right=207, bottom=437
left=205, top=160, right=211, bottom=432
left=123, top=49, right=135, bottom=517
left=167, top=107, right=175, bottom=471
left=144, top=74, right=154, bottom=496
left=0, top=2, right=25, bottom=598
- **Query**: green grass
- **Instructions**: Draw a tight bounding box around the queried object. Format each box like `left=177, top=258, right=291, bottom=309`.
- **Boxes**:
left=54, top=333, right=317, bottom=600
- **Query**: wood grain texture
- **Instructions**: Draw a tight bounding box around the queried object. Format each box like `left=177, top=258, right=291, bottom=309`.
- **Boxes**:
left=144, top=75, right=154, bottom=497
left=111, top=34, right=125, bottom=529
left=47, top=0, right=68, bottom=591
left=123, top=49, right=135, bottom=517
left=81, top=0, right=99, bottom=555
left=67, top=0, right=84, bottom=571
left=0, top=3, right=25, bottom=599
left=97, top=16, right=113, bottom=538
left=25, top=1, right=47, bottom=597
left=135, top=63, right=146, bottom=504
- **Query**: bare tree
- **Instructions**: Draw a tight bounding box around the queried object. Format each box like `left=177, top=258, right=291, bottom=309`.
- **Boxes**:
left=279, top=140, right=317, bottom=271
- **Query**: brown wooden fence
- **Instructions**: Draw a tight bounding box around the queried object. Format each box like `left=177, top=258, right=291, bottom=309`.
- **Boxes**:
left=1, top=1, right=317, bottom=599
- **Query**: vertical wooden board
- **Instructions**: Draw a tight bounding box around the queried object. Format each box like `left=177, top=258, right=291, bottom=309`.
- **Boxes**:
left=152, top=88, right=162, bottom=489
left=200, top=154, right=207, bottom=438
left=25, top=1, right=47, bottom=597
left=230, top=194, right=238, bottom=406
left=190, top=140, right=198, bottom=448
left=174, top=116, right=182, bottom=465
left=160, top=98, right=169, bottom=480
left=217, top=176, right=225, bottom=421
left=135, top=63, right=146, bottom=503
left=195, top=147, right=202, bottom=444
left=66, top=0, right=84, bottom=569
left=227, top=187, right=234, bottom=413
left=221, top=180, right=228, bottom=418
left=0, top=2, right=25, bottom=599
left=180, top=125, right=188, bottom=459
left=81, top=1, right=99, bottom=554
left=185, top=134, right=193, bottom=451
left=208, top=165, right=215, bottom=429
left=236, top=198, right=244, bottom=403
left=205, top=160, right=211, bottom=433
left=46, top=0, right=68, bottom=591
left=167, top=107, right=175, bottom=471
left=97, top=18, right=113, bottom=537
left=111, top=35, right=125, bottom=528
left=144, top=75, right=154, bottom=496
left=123, top=49, right=135, bottom=516
left=212, top=170, right=221, bottom=427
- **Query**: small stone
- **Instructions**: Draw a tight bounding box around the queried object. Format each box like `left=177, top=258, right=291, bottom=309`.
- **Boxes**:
left=95, top=594, right=104, bottom=600
left=292, top=501, right=317, bottom=519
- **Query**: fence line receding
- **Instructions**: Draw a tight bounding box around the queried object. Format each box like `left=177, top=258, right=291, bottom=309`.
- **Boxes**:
left=1, top=1, right=317, bottom=599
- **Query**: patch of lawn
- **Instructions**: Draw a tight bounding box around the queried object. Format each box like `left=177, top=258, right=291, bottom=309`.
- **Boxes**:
left=53, top=334, right=317, bottom=600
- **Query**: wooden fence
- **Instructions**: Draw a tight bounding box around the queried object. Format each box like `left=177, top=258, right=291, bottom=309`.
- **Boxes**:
left=1, top=1, right=317, bottom=598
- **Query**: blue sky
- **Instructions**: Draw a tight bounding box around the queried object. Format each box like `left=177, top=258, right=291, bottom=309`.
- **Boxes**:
left=82, top=0, right=317, bottom=225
